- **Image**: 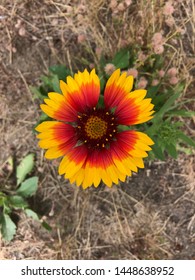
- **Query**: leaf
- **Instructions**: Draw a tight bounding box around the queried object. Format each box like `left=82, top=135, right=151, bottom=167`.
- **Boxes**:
left=0, top=214, right=16, bottom=242
left=25, top=209, right=39, bottom=221
left=17, top=176, right=38, bottom=198
left=100, top=76, right=106, bottom=92
left=166, top=110, right=195, bottom=117
left=16, top=154, right=35, bottom=186
left=152, top=139, right=165, bottom=160
left=51, top=74, right=61, bottom=93
left=177, top=132, right=195, bottom=147
left=8, top=195, right=28, bottom=209
left=49, top=64, right=71, bottom=81
left=30, top=86, right=45, bottom=100
left=153, top=91, right=181, bottom=122
left=42, top=221, right=52, bottom=231
left=147, top=84, right=161, bottom=98
left=112, top=49, right=130, bottom=69
left=166, top=143, right=178, bottom=159
left=153, top=54, right=164, bottom=70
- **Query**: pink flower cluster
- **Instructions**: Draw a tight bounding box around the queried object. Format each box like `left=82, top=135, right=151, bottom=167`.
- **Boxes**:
left=167, top=67, right=179, bottom=85
left=163, top=1, right=175, bottom=27
left=151, top=32, right=164, bottom=54
left=137, top=77, right=148, bottom=89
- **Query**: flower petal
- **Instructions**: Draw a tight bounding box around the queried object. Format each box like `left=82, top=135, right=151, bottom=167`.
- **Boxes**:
left=41, top=92, right=78, bottom=122
left=35, top=121, right=76, bottom=149
left=115, top=131, right=154, bottom=160
left=60, top=69, right=100, bottom=113
left=115, top=90, right=155, bottom=125
left=59, top=145, right=88, bottom=178
left=104, top=69, right=134, bottom=108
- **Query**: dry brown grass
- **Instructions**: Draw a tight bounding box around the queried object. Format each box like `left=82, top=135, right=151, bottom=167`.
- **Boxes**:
left=0, top=0, right=194, bottom=260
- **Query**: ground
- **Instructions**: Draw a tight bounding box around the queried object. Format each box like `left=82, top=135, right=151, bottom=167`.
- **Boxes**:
left=0, top=0, right=194, bottom=260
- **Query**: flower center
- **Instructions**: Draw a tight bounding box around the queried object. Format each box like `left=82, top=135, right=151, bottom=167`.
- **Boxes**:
left=76, top=108, right=117, bottom=149
left=85, top=116, right=107, bottom=139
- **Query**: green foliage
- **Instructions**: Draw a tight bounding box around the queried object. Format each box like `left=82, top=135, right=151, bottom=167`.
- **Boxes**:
left=0, top=214, right=16, bottom=242
left=111, top=48, right=130, bottom=69
left=16, top=153, right=35, bottom=186
left=31, top=47, right=194, bottom=161
left=0, top=154, right=40, bottom=242
left=17, top=177, right=38, bottom=198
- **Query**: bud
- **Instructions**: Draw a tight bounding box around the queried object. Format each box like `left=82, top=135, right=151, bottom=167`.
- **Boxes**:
left=104, top=63, right=116, bottom=75
left=127, top=68, right=138, bottom=78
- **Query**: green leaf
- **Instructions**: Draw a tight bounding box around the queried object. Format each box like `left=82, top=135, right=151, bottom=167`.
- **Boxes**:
left=112, top=49, right=130, bottom=69
left=25, top=209, right=39, bottom=221
left=147, top=84, right=161, bottom=98
left=153, top=91, right=181, bottom=122
left=30, top=86, right=45, bottom=100
left=166, top=143, right=178, bottom=159
left=17, top=176, right=38, bottom=198
left=0, top=214, right=16, bottom=242
left=152, top=139, right=165, bottom=160
left=8, top=195, right=28, bottom=209
left=100, top=76, right=106, bottom=92
left=42, top=221, right=52, bottom=231
left=153, top=54, right=164, bottom=70
left=49, top=64, right=71, bottom=81
left=178, top=132, right=195, bottom=147
left=51, top=74, right=61, bottom=93
left=166, top=110, right=195, bottom=117
left=16, top=154, right=35, bottom=186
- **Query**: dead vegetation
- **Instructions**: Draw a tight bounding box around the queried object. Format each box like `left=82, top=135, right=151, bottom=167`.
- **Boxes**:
left=0, top=0, right=194, bottom=259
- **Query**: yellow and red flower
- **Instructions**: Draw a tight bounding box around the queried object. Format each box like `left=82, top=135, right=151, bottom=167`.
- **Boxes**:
left=36, top=69, right=154, bottom=188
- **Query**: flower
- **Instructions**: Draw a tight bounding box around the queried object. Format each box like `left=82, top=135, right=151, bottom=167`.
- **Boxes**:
left=77, top=34, right=86, bottom=43
left=36, top=69, right=154, bottom=189
left=154, top=44, right=164, bottom=54
left=167, top=67, right=177, bottom=77
left=152, top=79, right=159, bottom=86
left=127, top=68, right=138, bottom=78
left=169, top=76, right=179, bottom=85
left=137, top=76, right=148, bottom=89
left=158, top=70, right=165, bottom=77
left=163, top=1, right=174, bottom=16
left=152, top=32, right=163, bottom=45
left=104, top=63, right=116, bottom=75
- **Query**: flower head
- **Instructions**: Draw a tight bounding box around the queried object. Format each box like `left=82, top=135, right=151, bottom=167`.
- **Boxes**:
left=127, top=68, right=138, bottom=78
left=163, top=1, right=175, bottom=16
left=154, top=44, right=164, bottom=54
left=137, top=76, right=148, bottom=89
left=36, top=69, right=154, bottom=189
left=104, top=63, right=116, bottom=75
left=169, top=76, right=179, bottom=85
left=167, top=67, right=177, bottom=77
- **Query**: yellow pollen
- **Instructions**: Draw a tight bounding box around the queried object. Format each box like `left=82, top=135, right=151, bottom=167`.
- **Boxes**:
left=111, top=117, right=114, bottom=120
left=97, top=143, right=99, bottom=146
left=85, top=116, right=107, bottom=139
left=109, top=134, right=113, bottom=137
left=113, top=129, right=116, bottom=132
left=102, top=144, right=105, bottom=147
left=106, top=138, right=109, bottom=141
left=84, top=140, right=87, bottom=143
left=78, top=115, right=82, bottom=119
left=106, top=112, right=109, bottom=115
